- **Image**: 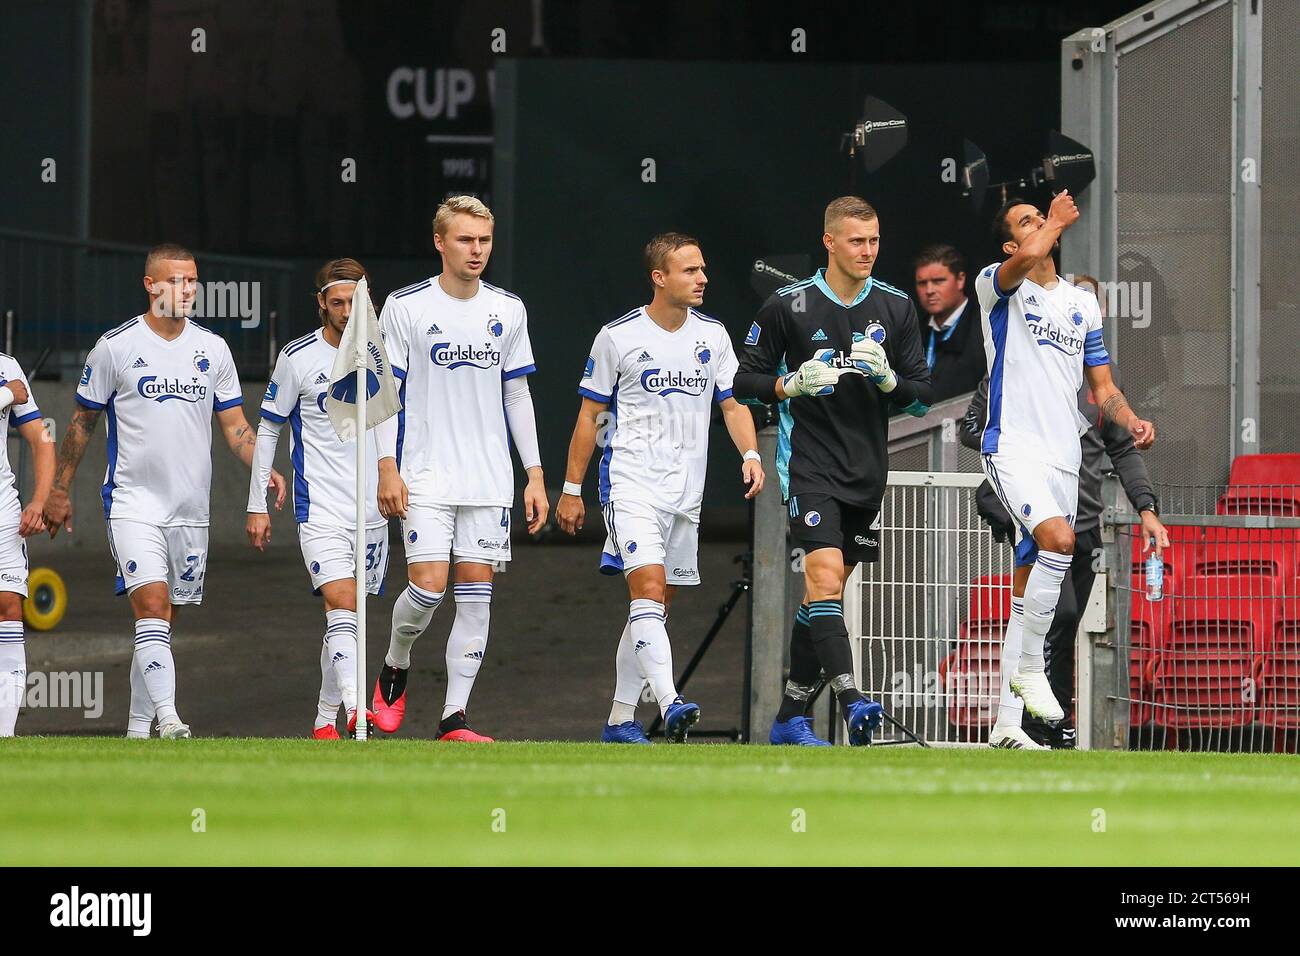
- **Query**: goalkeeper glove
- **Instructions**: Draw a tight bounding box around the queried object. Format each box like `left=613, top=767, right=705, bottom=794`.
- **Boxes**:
left=782, top=352, right=846, bottom=397
left=850, top=332, right=897, bottom=392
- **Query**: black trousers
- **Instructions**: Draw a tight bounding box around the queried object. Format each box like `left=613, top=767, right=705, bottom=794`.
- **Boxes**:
left=1022, top=525, right=1101, bottom=743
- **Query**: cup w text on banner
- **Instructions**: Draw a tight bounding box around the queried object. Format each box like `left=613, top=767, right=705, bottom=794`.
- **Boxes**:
left=325, top=276, right=400, bottom=441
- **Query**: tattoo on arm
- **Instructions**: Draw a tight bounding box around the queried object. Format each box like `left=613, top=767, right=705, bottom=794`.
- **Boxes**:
left=54, top=406, right=101, bottom=490
left=1100, top=393, right=1130, bottom=425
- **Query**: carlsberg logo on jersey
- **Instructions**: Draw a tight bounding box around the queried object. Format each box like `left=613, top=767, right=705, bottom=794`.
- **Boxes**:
left=1025, top=314, right=1084, bottom=356
left=136, top=376, right=209, bottom=403
left=639, top=368, right=710, bottom=397
left=430, top=341, right=502, bottom=370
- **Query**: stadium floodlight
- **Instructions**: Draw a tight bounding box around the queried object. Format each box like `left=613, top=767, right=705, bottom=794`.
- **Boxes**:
left=843, top=96, right=908, bottom=173
left=963, top=131, right=1096, bottom=209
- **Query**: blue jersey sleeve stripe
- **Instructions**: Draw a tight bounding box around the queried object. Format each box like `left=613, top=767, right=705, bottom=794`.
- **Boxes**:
left=393, top=366, right=407, bottom=381
left=991, top=263, right=1018, bottom=299
left=502, top=363, right=537, bottom=381
left=578, top=386, right=611, bottom=403
left=259, top=408, right=288, bottom=424
left=1084, top=353, right=1111, bottom=367
left=75, top=393, right=106, bottom=410
left=10, top=409, right=42, bottom=426
left=213, top=396, right=243, bottom=411
left=713, top=387, right=734, bottom=403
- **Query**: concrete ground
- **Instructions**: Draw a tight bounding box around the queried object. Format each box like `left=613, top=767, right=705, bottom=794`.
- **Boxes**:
left=18, top=536, right=752, bottom=741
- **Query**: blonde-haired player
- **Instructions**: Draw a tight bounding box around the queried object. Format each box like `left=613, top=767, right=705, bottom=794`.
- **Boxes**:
left=247, top=258, right=387, bottom=738
left=370, top=196, right=548, bottom=741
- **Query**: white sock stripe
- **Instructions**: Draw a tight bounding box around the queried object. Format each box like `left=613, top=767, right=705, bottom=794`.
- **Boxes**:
left=0, top=621, right=24, bottom=631
left=133, top=632, right=171, bottom=642
left=404, top=584, right=443, bottom=608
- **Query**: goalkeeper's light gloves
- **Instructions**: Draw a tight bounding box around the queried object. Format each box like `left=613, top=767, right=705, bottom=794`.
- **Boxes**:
left=850, top=332, right=897, bottom=392
left=781, top=352, right=846, bottom=397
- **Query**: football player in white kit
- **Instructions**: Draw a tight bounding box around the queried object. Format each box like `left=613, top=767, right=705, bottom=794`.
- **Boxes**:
left=0, top=359, right=55, bottom=736
left=555, top=234, right=764, bottom=743
left=370, top=196, right=548, bottom=741
left=44, top=244, right=286, bottom=739
left=247, top=258, right=388, bottom=739
left=977, top=192, right=1155, bottom=749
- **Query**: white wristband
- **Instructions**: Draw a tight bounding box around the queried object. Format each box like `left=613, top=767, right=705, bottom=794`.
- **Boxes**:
left=0, top=386, right=13, bottom=414
left=742, top=450, right=762, bottom=463
left=563, top=481, right=583, bottom=497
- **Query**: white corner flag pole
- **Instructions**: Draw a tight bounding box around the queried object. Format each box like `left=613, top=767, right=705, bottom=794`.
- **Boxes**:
left=353, top=294, right=368, bottom=742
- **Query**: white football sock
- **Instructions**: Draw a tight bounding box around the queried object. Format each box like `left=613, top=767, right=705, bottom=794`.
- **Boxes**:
left=126, top=654, right=155, bottom=738
left=386, top=583, right=444, bottom=669
left=316, top=637, right=341, bottom=730
left=1020, top=551, right=1072, bottom=672
left=443, top=582, right=491, bottom=720
left=996, top=597, right=1025, bottom=728
left=609, top=619, right=644, bottom=724
left=325, top=609, right=358, bottom=717
left=0, top=621, right=26, bottom=736
left=133, top=617, right=178, bottom=725
left=628, top=599, right=677, bottom=716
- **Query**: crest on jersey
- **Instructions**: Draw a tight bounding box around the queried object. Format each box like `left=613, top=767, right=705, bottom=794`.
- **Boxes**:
left=626, top=541, right=638, bottom=553
left=487, top=316, right=504, bottom=337
left=694, top=342, right=712, bottom=366
left=804, top=511, right=821, bottom=527
left=744, top=321, right=761, bottom=346
left=1069, top=307, right=1084, bottom=326
left=864, top=323, right=887, bottom=344
left=193, top=351, right=211, bottom=374
left=1022, top=503, right=1032, bottom=517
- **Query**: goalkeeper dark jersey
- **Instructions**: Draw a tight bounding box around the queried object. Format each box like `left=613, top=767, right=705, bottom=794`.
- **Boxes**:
left=733, top=269, right=933, bottom=507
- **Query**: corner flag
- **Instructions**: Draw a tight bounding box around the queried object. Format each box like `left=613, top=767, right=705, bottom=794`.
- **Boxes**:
left=325, top=276, right=400, bottom=441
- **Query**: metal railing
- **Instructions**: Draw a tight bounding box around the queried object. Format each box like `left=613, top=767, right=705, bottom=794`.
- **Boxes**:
left=0, top=227, right=293, bottom=378
left=845, top=471, right=1014, bottom=746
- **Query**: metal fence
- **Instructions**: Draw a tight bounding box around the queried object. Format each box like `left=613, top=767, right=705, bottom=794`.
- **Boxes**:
left=1061, top=0, right=1300, bottom=484
left=1102, top=480, right=1300, bottom=753
left=845, top=471, right=1015, bottom=746
left=0, top=226, right=293, bottom=379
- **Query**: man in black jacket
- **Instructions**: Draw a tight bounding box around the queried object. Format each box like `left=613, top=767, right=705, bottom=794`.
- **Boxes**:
left=913, top=244, right=986, bottom=402
left=961, top=358, right=1169, bottom=747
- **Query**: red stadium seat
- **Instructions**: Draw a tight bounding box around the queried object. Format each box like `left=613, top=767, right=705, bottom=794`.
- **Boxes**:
left=1218, top=487, right=1300, bottom=517
left=1194, top=527, right=1300, bottom=581
left=1262, top=604, right=1300, bottom=729
left=1154, top=575, right=1272, bottom=729
left=966, top=574, right=1012, bottom=624
left=943, top=621, right=1003, bottom=737
left=1228, top=453, right=1300, bottom=488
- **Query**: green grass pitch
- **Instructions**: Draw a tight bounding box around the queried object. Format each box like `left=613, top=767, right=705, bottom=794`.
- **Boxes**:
left=2, top=738, right=1296, bottom=865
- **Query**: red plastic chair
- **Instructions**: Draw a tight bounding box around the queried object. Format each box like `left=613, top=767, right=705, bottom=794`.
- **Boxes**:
left=1228, top=453, right=1300, bottom=487
left=966, top=574, right=1012, bottom=624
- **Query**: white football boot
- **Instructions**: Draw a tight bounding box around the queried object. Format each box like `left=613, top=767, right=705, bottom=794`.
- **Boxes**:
left=989, top=724, right=1050, bottom=750
left=1009, top=669, right=1065, bottom=723
left=157, top=720, right=192, bottom=739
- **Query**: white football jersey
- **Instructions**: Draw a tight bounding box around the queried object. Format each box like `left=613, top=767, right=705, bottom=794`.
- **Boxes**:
left=579, top=307, right=739, bottom=520
left=0, top=354, right=43, bottom=523
left=975, top=263, right=1109, bottom=471
left=259, top=328, right=383, bottom=529
left=76, top=316, right=243, bottom=527
left=379, top=277, right=536, bottom=506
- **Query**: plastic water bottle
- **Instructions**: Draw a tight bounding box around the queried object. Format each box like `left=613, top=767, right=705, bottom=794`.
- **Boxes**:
left=1144, top=551, right=1164, bottom=602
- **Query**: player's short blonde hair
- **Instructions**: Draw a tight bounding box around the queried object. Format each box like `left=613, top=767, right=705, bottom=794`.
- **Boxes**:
left=433, top=195, right=495, bottom=236
left=824, top=196, right=878, bottom=234
left=144, top=242, right=195, bottom=277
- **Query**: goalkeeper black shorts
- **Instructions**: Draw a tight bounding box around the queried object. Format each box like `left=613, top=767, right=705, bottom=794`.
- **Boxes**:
left=786, top=492, right=881, bottom=566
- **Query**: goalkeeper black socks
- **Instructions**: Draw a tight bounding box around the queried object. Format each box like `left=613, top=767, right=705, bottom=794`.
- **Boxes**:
left=778, top=604, right=821, bottom=721
left=438, top=710, right=469, bottom=735
left=807, top=599, right=864, bottom=714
